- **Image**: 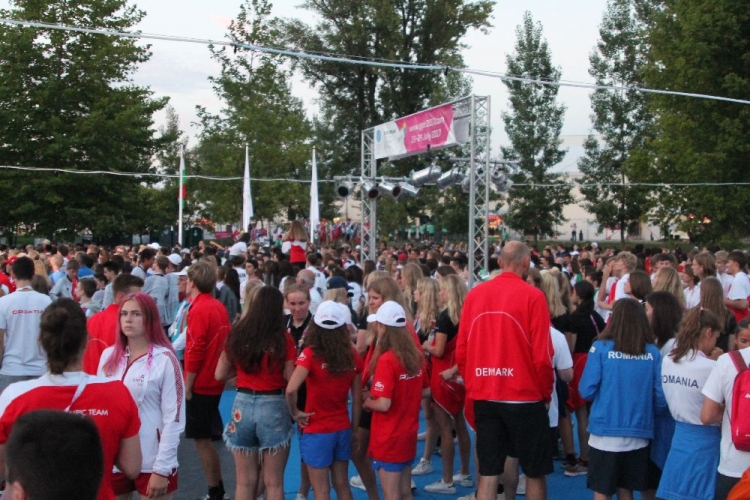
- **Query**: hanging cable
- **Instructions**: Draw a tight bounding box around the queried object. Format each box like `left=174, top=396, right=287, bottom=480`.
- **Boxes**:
left=1, top=18, right=749, bottom=106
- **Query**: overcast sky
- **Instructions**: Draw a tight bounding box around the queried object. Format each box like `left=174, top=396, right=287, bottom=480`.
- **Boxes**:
left=2, top=0, right=611, bottom=168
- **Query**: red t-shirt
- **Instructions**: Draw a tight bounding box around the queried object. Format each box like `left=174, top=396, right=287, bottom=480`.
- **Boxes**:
left=83, top=304, right=120, bottom=375
left=0, top=373, right=140, bottom=500
left=235, top=332, right=296, bottom=391
left=296, top=346, right=363, bottom=433
left=368, top=351, right=426, bottom=463
left=184, top=293, right=231, bottom=395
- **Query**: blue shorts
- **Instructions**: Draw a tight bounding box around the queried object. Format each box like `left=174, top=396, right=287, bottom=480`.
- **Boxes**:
left=223, top=393, right=292, bottom=454
left=372, top=458, right=414, bottom=473
left=300, top=429, right=352, bottom=468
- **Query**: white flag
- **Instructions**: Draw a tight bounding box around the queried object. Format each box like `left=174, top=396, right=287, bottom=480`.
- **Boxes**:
left=242, top=144, right=253, bottom=231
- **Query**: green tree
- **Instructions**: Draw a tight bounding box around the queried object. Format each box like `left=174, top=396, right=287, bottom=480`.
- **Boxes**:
left=501, top=12, right=571, bottom=241
left=578, top=0, right=654, bottom=244
left=193, top=0, right=312, bottom=229
left=636, top=0, right=750, bottom=244
left=0, top=0, right=168, bottom=239
left=282, top=0, right=493, bottom=236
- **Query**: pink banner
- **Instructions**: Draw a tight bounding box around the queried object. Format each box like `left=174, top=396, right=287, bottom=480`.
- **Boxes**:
left=373, top=102, right=468, bottom=160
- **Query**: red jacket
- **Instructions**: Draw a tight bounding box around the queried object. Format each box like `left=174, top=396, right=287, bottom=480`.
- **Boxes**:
left=456, top=272, right=554, bottom=403
left=83, top=304, right=120, bottom=375
left=184, top=293, right=230, bottom=395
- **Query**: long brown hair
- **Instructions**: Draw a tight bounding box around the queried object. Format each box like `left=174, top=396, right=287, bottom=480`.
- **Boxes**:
left=599, top=298, right=653, bottom=355
left=700, top=276, right=732, bottom=331
left=653, top=267, right=686, bottom=309
left=370, top=325, right=423, bottom=377
left=225, top=286, right=286, bottom=373
left=670, top=307, right=721, bottom=363
left=303, top=323, right=355, bottom=374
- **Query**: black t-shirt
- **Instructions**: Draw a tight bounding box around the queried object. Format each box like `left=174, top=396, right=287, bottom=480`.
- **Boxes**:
left=568, top=311, right=605, bottom=354
left=435, top=309, right=459, bottom=343
left=551, top=313, right=571, bottom=336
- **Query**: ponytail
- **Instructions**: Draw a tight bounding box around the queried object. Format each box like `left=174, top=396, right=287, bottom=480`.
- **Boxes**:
left=671, top=306, right=721, bottom=363
left=39, top=299, right=88, bottom=374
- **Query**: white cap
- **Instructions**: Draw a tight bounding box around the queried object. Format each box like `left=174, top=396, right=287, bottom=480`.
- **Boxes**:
left=367, top=301, right=407, bottom=327
left=591, top=242, right=599, bottom=248
left=314, top=301, right=347, bottom=329
left=167, top=254, right=182, bottom=266
left=148, top=242, right=160, bottom=250
left=176, top=266, right=189, bottom=277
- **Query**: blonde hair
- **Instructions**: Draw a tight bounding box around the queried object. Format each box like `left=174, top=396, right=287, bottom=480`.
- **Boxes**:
left=440, top=274, right=467, bottom=325
left=401, top=263, right=424, bottom=315
left=541, top=270, right=567, bottom=318
left=415, top=278, right=440, bottom=335
left=653, top=267, right=686, bottom=309
left=323, top=287, right=349, bottom=305
left=289, top=220, right=309, bottom=242
left=240, top=280, right=264, bottom=318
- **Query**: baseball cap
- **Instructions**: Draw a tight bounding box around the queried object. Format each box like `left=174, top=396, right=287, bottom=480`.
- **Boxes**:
left=180, top=248, right=190, bottom=255
left=148, top=242, right=160, bottom=250
left=367, top=301, right=407, bottom=327
left=176, top=266, right=190, bottom=277
left=327, top=276, right=353, bottom=294
left=167, top=254, right=182, bottom=266
left=314, top=301, right=347, bottom=329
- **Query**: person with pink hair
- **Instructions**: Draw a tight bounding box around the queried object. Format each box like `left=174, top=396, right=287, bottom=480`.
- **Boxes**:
left=99, top=292, right=186, bottom=500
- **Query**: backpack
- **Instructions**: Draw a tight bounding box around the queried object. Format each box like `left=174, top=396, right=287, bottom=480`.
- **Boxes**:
left=729, top=350, right=750, bottom=451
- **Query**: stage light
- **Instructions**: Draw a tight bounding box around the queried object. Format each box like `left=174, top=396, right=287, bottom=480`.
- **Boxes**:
left=436, top=167, right=465, bottom=189
left=398, top=181, right=420, bottom=198
left=409, top=163, right=442, bottom=186
left=378, top=180, right=402, bottom=199
left=335, top=178, right=354, bottom=198
left=362, top=179, right=380, bottom=200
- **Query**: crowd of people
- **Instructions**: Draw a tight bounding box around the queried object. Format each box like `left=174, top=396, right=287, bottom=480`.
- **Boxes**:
left=1, top=225, right=750, bottom=500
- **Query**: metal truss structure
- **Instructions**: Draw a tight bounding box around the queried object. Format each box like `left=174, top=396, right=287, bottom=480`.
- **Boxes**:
left=360, top=95, right=491, bottom=287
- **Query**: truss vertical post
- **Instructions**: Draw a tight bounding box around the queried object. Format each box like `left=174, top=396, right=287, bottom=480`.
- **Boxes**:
left=467, top=96, right=491, bottom=287
left=361, top=129, right=377, bottom=263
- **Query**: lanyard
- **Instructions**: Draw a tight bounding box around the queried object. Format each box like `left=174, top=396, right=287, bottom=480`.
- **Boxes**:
left=64, top=376, right=88, bottom=412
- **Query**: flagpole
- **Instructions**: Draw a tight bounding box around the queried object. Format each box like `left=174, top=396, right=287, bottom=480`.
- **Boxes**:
left=243, top=144, right=253, bottom=233
left=309, top=147, right=319, bottom=245
left=178, top=145, right=185, bottom=246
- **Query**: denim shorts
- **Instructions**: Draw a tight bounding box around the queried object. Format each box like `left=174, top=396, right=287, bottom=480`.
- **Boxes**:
left=223, top=392, right=292, bottom=454
left=372, top=458, right=414, bottom=473
left=300, top=429, right=352, bottom=468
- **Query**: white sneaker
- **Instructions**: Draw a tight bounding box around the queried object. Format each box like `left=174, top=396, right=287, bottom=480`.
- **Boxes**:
left=517, top=473, right=527, bottom=495
left=294, top=494, right=306, bottom=500
left=458, top=493, right=476, bottom=500
left=411, top=480, right=417, bottom=490
left=417, top=430, right=427, bottom=440
left=412, top=458, right=433, bottom=475
left=453, top=473, right=474, bottom=487
left=425, top=479, right=456, bottom=495
left=349, top=476, right=365, bottom=491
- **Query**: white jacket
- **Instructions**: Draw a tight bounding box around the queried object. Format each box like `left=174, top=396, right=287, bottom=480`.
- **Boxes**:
left=98, top=345, right=185, bottom=476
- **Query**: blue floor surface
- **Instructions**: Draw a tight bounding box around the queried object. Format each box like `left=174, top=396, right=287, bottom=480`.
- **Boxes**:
left=218, top=391, right=638, bottom=499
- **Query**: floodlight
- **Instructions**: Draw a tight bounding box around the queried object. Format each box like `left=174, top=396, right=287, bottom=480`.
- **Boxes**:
left=362, top=179, right=380, bottom=200
left=399, top=181, right=420, bottom=198
left=335, top=178, right=354, bottom=198
left=490, top=168, right=506, bottom=188
left=409, top=163, right=442, bottom=186
left=378, top=180, right=402, bottom=199
left=436, top=167, right=465, bottom=189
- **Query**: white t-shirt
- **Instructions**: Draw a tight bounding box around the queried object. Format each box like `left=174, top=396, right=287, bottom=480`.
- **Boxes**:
left=719, top=272, right=734, bottom=296
left=309, top=287, right=323, bottom=315
left=0, top=287, right=53, bottom=376
left=229, top=241, right=247, bottom=257
left=702, top=348, right=750, bottom=477
left=728, top=272, right=750, bottom=302
left=684, top=282, right=701, bottom=309
left=548, top=327, right=573, bottom=427
left=614, top=273, right=631, bottom=301
left=662, top=349, right=717, bottom=426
